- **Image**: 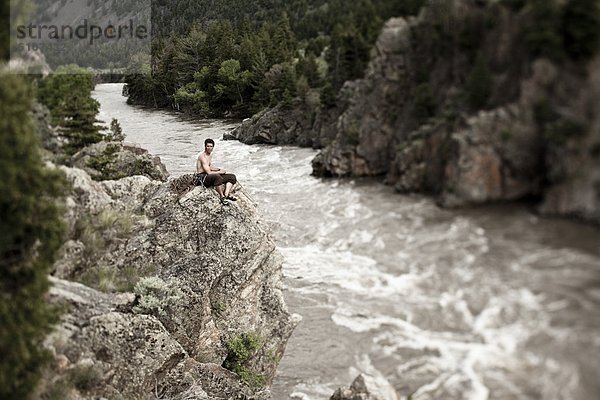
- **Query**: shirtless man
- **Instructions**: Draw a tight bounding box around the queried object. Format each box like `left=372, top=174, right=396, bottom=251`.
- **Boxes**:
left=196, top=138, right=237, bottom=205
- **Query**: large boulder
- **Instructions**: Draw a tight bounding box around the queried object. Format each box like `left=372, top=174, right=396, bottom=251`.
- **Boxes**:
left=227, top=93, right=322, bottom=148
left=42, top=165, right=298, bottom=399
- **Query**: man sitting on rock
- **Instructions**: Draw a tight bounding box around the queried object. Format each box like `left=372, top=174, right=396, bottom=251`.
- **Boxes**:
left=195, top=138, right=238, bottom=205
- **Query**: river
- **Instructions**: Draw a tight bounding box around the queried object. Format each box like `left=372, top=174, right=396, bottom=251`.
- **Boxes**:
left=93, top=83, right=600, bottom=400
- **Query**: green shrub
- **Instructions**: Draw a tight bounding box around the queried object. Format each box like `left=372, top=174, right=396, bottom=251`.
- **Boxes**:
left=533, top=100, right=559, bottom=126
left=223, top=332, right=266, bottom=388
left=319, top=82, right=337, bottom=109
left=500, top=129, right=513, bottom=142
left=525, top=0, right=565, bottom=60
left=545, top=118, right=586, bottom=144
left=413, top=83, right=436, bottom=122
left=533, top=100, right=586, bottom=144
left=105, top=118, right=125, bottom=142
left=466, top=52, right=493, bottom=109
left=590, top=143, right=600, bottom=160
left=500, top=0, right=527, bottom=11
left=133, top=276, right=184, bottom=316
left=562, top=0, right=600, bottom=60
left=68, top=365, right=103, bottom=392
left=0, top=75, right=66, bottom=399
left=211, top=301, right=226, bottom=316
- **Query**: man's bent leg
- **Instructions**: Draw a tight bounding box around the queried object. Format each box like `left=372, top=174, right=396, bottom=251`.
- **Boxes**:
left=215, top=185, right=229, bottom=204
left=224, top=182, right=233, bottom=197
left=221, top=174, right=237, bottom=199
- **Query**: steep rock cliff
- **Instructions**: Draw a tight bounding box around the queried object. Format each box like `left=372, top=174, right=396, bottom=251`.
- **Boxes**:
left=232, top=0, right=600, bottom=224
left=39, top=166, right=297, bottom=399
left=315, top=1, right=600, bottom=223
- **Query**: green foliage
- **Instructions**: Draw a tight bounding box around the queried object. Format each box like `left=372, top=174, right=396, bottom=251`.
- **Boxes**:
left=545, top=118, right=586, bottom=144
left=525, top=0, right=565, bottom=60
left=223, top=332, right=266, bottom=388
left=125, top=0, right=425, bottom=116
left=590, top=143, right=600, bottom=160
left=215, top=59, right=252, bottom=111
left=0, top=75, right=65, bottom=399
left=36, top=65, right=102, bottom=155
left=0, top=0, right=9, bottom=61
left=533, top=100, right=586, bottom=144
left=265, top=347, right=281, bottom=364
left=500, top=0, right=527, bottom=11
left=85, top=143, right=124, bottom=180
left=533, top=100, right=559, bottom=126
left=72, top=208, right=151, bottom=292
left=466, top=52, right=493, bottom=109
left=562, top=0, right=600, bottom=60
left=500, top=129, right=513, bottom=142
left=296, top=52, right=322, bottom=88
left=106, top=118, right=125, bottom=142
left=211, top=301, right=226, bottom=316
left=326, top=22, right=373, bottom=91
left=413, top=83, right=436, bottom=121
left=68, top=364, right=103, bottom=392
left=320, top=82, right=337, bottom=109
left=345, top=125, right=361, bottom=146
left=133, top=276, right=184, bottom=316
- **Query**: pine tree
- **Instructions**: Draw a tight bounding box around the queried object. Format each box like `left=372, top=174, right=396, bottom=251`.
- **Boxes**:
left=36, top=65, right=102, bottom=155
left=562, top=0, right=600, bottom=60
left=0, top=74, right=65, bottom=399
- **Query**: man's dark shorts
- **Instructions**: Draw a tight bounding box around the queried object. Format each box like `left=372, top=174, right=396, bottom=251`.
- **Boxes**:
left=195, top=173, right=237, bottom=188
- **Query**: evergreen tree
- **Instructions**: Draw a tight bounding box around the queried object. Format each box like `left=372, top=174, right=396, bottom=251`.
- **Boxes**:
left=466, top=52, right=493, bottom=109
left=0, top=74, right=65, bottom=399
left=562, top=0, right=600, bottom=60
left=214, top=59, right=252, bottom=111
left=296, top=52, right=321, bottom=87
left=525, top=0, right=564, bottom=60
left=36, top=65, right=102, bottom=154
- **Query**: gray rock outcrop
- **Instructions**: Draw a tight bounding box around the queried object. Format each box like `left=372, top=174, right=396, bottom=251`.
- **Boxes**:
left=331, top=374, right=399, bottom=400
left=71, top=141, right=169, bottom=181
left=40, top=165, right=298, bottom=399
left=226, top=91, right=339, bottom=149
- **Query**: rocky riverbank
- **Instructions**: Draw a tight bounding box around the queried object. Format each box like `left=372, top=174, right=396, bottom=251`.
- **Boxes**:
left=229, top=0, right=600, bottom=225
left=36, top=153, right=297, bottom=398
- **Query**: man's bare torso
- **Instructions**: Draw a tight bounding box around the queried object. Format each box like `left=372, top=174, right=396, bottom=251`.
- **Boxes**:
left=196, top=152, right=212, bottom=174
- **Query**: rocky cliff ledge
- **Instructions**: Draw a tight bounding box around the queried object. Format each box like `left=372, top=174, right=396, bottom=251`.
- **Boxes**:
left=38, top=166, right=297, bottom=399
left=231, top=1, right=600, bottom=224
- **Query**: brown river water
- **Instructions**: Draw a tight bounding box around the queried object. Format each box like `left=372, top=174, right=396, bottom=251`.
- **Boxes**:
left=94, top=83, right=600, bottom=400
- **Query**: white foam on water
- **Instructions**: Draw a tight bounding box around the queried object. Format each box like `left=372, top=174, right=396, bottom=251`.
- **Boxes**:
left=288, top=382, right=338, bottom=400
left=280, top=245, right=422, bottom=299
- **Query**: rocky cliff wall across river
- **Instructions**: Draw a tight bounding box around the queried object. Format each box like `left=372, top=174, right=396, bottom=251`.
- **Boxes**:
left=229, top=0, right=600, bottom=225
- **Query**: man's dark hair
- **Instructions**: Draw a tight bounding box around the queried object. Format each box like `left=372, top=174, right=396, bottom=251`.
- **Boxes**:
left=205, top=138, right=215, bottom=146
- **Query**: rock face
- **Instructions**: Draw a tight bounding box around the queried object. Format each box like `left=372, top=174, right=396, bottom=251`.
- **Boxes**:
left=41, top=165, right=297, bottom=399
left=226, top=91, right=339, bottom=149
left=312, top=2, right=600, bottom=223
